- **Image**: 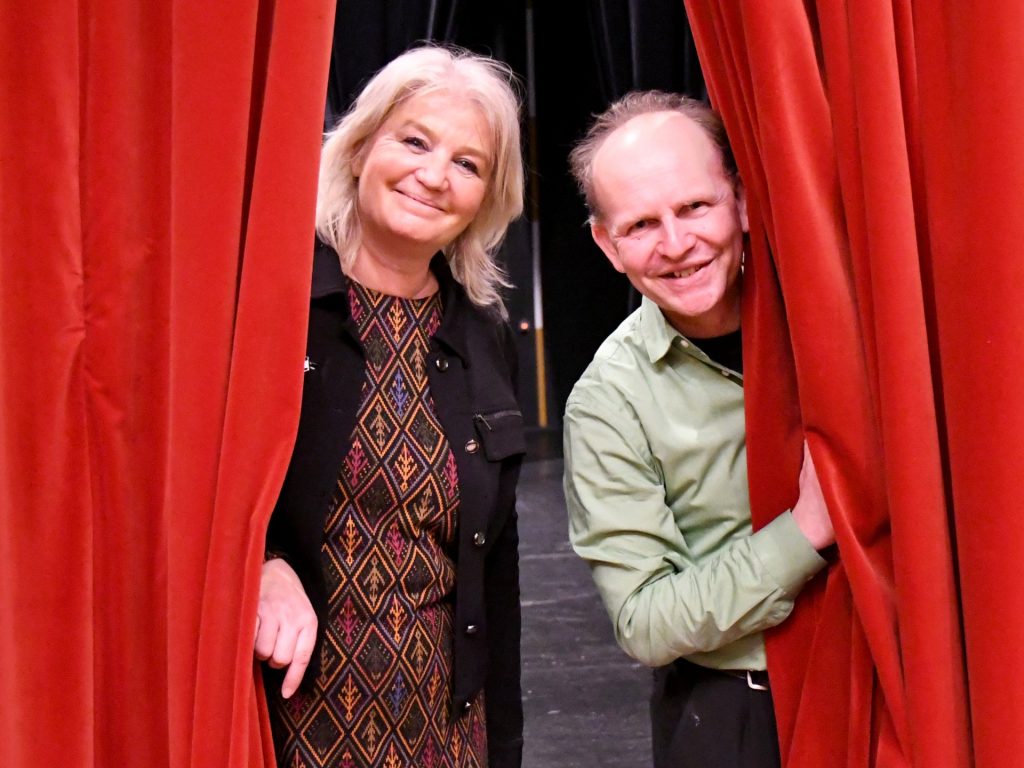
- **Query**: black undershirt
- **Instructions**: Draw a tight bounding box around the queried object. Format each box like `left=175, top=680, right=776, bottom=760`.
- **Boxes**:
left=692, top=328, right=743, bottom=376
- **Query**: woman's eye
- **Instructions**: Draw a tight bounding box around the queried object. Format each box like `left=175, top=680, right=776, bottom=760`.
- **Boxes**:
left=402, top=136, right=427, bottom=150
left=455, top=158, right=480, bottom=176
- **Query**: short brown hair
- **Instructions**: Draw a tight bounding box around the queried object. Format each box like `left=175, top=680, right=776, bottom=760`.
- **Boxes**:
left=568, top=91, right=738, bottom=220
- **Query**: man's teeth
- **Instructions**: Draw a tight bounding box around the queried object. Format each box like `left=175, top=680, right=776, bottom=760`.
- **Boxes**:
left=669, top=264, right=703, bottom=278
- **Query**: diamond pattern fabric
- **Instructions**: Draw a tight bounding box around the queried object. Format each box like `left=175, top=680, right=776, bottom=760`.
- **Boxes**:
left=269, top=281, right=487, bottom=767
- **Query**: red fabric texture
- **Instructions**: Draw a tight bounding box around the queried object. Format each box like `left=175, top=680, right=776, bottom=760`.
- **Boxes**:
left=685, top=1, right=1024, bottom=765
left=0, top=2, right=334, bottom=765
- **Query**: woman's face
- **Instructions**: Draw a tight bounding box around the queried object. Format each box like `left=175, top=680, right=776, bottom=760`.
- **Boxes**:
left=353, top=90, right=493, bottom=261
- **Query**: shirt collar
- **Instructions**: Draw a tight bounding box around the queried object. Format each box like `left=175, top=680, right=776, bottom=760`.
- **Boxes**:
left=640, top=296, right=683, bottom=363
left=638, top=296, right=739, bottom=376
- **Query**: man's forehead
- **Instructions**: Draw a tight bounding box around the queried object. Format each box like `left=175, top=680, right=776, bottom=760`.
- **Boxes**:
left=592, top=112, right=725, bottom=214
left=595, top=113, right=719, bottom=178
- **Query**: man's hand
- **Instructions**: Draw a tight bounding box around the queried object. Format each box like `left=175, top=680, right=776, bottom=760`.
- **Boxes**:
left=791, top=440, right=835, bottom=550
left=254, top=557, right=317, bottom=699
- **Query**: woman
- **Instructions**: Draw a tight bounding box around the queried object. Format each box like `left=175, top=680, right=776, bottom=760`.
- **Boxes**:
left=255, top=46, right=527, bottom=768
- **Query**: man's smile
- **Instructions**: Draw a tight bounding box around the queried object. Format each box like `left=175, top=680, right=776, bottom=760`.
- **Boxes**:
left=661, top=259, right=712, bottom=280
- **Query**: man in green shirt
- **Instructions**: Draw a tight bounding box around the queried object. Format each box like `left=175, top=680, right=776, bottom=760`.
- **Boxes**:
left=563, top=92, right=835, bottom=768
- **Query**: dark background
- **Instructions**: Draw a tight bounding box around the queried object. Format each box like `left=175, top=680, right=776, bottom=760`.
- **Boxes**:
left=325, top=0, right=705, bottom=436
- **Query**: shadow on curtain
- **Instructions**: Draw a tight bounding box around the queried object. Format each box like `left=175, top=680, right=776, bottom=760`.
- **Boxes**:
left=685, top=1, right=1024, bottom=765
left=0, top=1, right=334, bottom=765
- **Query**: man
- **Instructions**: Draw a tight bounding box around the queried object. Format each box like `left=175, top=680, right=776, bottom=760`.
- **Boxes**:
left=563, top=91, right=834, bottom=768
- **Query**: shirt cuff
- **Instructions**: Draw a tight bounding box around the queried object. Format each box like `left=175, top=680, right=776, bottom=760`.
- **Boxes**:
left=750, top=512, right=828, bottom=596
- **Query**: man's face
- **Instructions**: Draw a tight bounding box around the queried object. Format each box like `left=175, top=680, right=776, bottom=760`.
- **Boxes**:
left=590, top=111, right=748, bottom=338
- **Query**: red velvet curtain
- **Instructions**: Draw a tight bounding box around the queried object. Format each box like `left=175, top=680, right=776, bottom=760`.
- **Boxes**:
left=0, top=1, right=334, bottom=765
left=684, top=2, right=1024, bottom=766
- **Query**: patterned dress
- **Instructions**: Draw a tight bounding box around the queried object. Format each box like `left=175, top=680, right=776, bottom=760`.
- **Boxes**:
left=269, top=280, right=488, bottom=768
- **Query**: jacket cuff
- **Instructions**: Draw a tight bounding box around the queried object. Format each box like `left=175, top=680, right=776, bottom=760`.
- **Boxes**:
left=488, top=739, right=523, bottom=768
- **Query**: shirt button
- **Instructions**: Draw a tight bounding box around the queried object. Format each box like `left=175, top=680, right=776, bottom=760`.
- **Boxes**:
left=720, top=368, right=730, bottom=376
left=465, top=624, right=479, bottom=635
left=463, top=701, right=472, bottom=712
left=473, top=531, right=486, bottom=546
left=435, top=357, right=449, bottom=372
left=680, top=339, right=690, bottom=348
left=465, top=439, right=479, bottom=454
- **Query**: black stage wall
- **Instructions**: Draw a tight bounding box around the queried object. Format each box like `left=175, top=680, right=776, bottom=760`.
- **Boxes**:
left=323, top=0, right=704, bottom=431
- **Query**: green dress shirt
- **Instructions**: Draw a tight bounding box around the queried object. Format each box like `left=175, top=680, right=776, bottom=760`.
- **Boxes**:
left=563, top=297, right=826, bottom=671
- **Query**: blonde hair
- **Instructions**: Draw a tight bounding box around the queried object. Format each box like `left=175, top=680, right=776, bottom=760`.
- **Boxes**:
left=316, top=45, right=525, bottom=316
left=569, top=91, right=738, bottom=222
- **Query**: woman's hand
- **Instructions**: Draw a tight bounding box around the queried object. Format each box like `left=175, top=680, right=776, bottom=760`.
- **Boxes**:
left=254, top=558, right=317, bottom=698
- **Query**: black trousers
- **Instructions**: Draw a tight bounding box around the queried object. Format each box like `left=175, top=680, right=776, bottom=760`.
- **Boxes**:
left=650, top=659, right=781, bottom=768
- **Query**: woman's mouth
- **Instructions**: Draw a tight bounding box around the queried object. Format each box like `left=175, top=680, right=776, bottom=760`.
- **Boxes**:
left=399, top=190, right=443, bottom=211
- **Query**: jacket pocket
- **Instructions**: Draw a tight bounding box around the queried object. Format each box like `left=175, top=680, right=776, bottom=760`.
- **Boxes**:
left=472, top=409, right=526, bottom=461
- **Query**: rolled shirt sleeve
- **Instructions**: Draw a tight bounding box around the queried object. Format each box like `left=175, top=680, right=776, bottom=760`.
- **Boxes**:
left=563, top=302, right=826, bottom=669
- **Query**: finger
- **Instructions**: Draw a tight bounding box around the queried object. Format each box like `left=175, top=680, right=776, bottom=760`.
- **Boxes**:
left=281, top=626, right=315, bottom=699
left=799, top=440, right=817, bottom=484
left=254, top=614, right=261, bottom=645
left=270, top=621, right=299, bottom=671
left=253, top=617, right=279, bottom=661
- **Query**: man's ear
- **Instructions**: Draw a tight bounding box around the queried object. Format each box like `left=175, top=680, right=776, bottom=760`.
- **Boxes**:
left=591, top=220, right=625, bottom=273
left=736, top=184, right=749, bottom=233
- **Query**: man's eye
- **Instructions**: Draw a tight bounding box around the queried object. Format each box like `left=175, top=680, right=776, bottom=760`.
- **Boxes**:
left=687, top=201, right=708, bottom=212
left=629, top=220, right=651, bottom=233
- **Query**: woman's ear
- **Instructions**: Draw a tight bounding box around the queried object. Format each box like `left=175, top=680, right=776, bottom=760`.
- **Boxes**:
left=351, top=140, right=368, bottom=178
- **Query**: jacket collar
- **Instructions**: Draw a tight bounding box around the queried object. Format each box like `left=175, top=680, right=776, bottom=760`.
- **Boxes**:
left=311, top=239, right=477, bottom=366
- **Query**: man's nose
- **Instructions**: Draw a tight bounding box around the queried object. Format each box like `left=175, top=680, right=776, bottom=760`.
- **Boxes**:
left=415, top=154, right=449, bottom=189
left=660, top=218, right=695, bottom=256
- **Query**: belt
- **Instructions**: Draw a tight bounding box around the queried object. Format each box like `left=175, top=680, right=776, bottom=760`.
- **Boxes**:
left=721, top=669, right=770, bottom=691
left=672, top=659, right=771, bottom=691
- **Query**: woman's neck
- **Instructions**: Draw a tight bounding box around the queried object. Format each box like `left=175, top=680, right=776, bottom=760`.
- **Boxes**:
left=347, top=244, right=439, bottom=299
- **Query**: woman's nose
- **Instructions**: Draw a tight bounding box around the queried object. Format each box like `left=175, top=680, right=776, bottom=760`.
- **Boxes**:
left=414, top=155, right=449, bottom=189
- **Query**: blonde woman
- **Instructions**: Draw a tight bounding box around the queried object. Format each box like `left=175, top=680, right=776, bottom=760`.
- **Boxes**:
left=255, top=45, right=527, bottom=768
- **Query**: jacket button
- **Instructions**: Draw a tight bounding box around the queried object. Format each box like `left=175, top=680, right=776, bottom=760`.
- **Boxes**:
left=435, top=357, right=449, bottom=372
left=473, top=531, right=486, bottom=546
left=465, top=439, right=479, bottom=454
left=463, top=700, right=472, bottom=712
left=465, top=624, right=479, bottom=635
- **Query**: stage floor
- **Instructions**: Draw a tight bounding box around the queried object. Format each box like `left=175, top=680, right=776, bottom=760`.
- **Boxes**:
left=518, top=457, right=652, bottom=767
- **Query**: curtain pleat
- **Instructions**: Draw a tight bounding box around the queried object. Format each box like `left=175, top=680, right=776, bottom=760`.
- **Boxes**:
left=915, top=4, right=1024, bottom=765
left=684, top=1, right=984, bottom=765
left=0, top=1, right=334, bottom=765
left=1, top=3, right=99, bottom=764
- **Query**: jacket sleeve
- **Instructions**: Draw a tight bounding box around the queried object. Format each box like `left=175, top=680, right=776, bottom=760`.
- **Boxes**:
left=483, top=486, right=524, bottom=767
left=484, top=320, right=524, bottom=767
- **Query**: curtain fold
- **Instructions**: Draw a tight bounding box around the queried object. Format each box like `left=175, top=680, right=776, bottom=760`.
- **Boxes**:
left=914, top=5, right=1024, bottom=765
left=0, top=1, right=335, bottom=765
left=682, top=1, right=1005, bottom=765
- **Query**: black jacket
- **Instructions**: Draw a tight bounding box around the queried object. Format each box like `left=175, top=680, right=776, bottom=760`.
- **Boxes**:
left=266, top=240, right=525, bottom=767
